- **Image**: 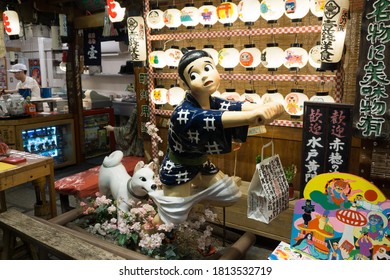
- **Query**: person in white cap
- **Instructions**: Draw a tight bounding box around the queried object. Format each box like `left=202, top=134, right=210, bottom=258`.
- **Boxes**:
left=3, top=63, right=40, bottom=99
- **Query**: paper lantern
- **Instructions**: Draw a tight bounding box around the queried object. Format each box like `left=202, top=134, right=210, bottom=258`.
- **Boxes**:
left=211, top=90, right=222, bottom=97
left=181, top=3, right=199, bottom=29
left=284, top=0, right=310, bottom=21
left=151, top=86, right=168, bottom=105
left=3, top=10, right=20, bottom=39
left=202, top=45, right=219, bottom=65
left=310, top=91, right=335, bottom=103
left=261, top=43, right=285, bottom=71
left=238, top=0, right=261, bottom=25
left=198, top=2, right=218, bottom=27
left=320, top=0, right=349, bottom=70
left=260, top=0, right=285, bottom=22
left=283, top=43, right=309, bottom=70
left=146, top=8, right=165, bottom=29
left=221, top=88, right=241, bottom=101
left=165, top=46, right=183, bottom=68
left=217, top=0, right=239, bottom=27
left=149, top=48, right=167, bottom=69
left=168, top=85, right=186, bottom=106
left=163, top=6, right=182, bottom=30
left=284, top=88, right=308, bottom=116
left=107, top=0, right=126, bottom=22
left=310, top=0, right=325, bottom=19
left=261, top=89, right=285, bottom=106
left=240, top=89, right=262, bottom=104
left=239, top=44, right=261, bottom=70
left=219, top=44, right=240, bottom=70
left=308, top=42, right=322, bottom=70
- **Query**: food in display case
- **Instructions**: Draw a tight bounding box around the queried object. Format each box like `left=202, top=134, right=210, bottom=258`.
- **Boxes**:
left=21, top=125, right=68, bottom=165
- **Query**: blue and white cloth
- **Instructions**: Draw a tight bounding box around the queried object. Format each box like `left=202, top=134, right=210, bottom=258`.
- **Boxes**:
left=159, top=93, right=248, bottom=186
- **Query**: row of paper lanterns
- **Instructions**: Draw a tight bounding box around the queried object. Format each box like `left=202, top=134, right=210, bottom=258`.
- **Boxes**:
left=151, top=85, right=335, bottom=116
left=147, top=0, right=324, bottom=30
left=150, top=42, right=324, bottom=71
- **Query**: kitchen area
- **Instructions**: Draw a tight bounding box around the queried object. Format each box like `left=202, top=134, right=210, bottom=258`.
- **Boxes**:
left=0, top=20, right=138, bottom=167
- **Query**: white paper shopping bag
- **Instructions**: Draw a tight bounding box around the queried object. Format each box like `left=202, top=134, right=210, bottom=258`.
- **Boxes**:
left=247, top=141, right=289, bottom=224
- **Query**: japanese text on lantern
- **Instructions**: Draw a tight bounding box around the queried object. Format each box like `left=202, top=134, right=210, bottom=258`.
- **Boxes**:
left=356, top=0, right=390, bottom=138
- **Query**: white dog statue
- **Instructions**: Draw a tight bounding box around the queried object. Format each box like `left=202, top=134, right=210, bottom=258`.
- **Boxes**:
left=98, top=150, right=157, bottom=212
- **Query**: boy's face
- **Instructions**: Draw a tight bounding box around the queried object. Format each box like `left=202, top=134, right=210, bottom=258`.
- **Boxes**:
left=182, top=56, right=220, bottom=96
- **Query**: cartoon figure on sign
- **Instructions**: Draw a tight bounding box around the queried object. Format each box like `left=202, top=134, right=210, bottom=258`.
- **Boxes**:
left=327, top=241, right=343, bottom=260
left=292, top=232, right=327, bottom=259
left=149, top=48, right=284, bottom=225
left=325, top=178, right=360, bottom=208
left=354, top=228, right=373, bottom=259
left=302, top=199, right=315, bottom=227
left=365, top=212, right=387, bottom=241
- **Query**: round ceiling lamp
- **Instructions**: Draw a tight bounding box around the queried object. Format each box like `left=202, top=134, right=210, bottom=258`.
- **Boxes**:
left=310, top=0, right=325, bottom=19
left=284, top=0, right=310, bottom=22
left=163, top=6, right=182, bottom=30
left=310, top=91, right=335, bottom=103
left=149, top=48, right=167, bottom=69
left=284, top=88, right=308, bottom=116
left=221, top=88, right=241, bottom=101
left=107, top=0, right=126, bottom=23
left=261, top=89, right=285, bottom=106
left=151, top=86, right=168, bottom=105
left=202, top=45, right=219, bottom=65
left=146, top=7, right=165, bottom=30
left=181, top=3, right=199, bottom=29
left=164, top=46, right=183, bottom=68
left=168, top=85, right=186, bottom=106
left=238, top=0, right=261, bottom=25
left=240, top=89, right=262, bottom=104
left=198, top=2, right=218, bottom=28
left=283, top=43, right=309, bottom=71
left=308, top=42, right=322, bottom=70
left=219, top=44, right=240, bottom=71
left=216, top=0, right=239, bottom=27
left=260, top=0, right=285, bottom=23
left=261, top=43, right=285, bottom=71
left=239, top=44, right=261, bottom=70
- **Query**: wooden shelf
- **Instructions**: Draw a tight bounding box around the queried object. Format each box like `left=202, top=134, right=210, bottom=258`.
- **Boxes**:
left=213, top=181, right=296, bottom=243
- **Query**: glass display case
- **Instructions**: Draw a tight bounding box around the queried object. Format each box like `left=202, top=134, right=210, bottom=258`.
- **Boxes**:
left=83, top=108, right=115, bottom=158
left=9, top=116, right=76, bottom=168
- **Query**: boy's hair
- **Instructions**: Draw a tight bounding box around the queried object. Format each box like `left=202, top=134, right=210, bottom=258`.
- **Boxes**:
left=178, top=48, right=212, bottom=87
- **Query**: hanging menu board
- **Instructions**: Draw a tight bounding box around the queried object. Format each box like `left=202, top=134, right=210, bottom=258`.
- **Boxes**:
left=353, top=0, right=390, bottom=140
left=300, top=102, right=353, bottom=196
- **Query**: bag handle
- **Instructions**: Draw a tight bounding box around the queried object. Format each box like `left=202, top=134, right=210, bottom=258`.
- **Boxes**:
left=261, top=140, right=274, bottom=161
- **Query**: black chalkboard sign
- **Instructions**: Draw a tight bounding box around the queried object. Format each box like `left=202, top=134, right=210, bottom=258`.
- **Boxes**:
left=83, top=28, right=102, bottom=66
left=300, top=102, right=353, bottom=196
left=353, top=0, right=390, bottom=140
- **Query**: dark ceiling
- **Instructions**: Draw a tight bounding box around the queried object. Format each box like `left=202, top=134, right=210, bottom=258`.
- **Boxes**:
left=1, top=0, right=144, bottom=26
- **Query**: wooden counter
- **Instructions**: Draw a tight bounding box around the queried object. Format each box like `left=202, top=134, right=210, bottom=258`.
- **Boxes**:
left=0, top=113, right=76, bottom=168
